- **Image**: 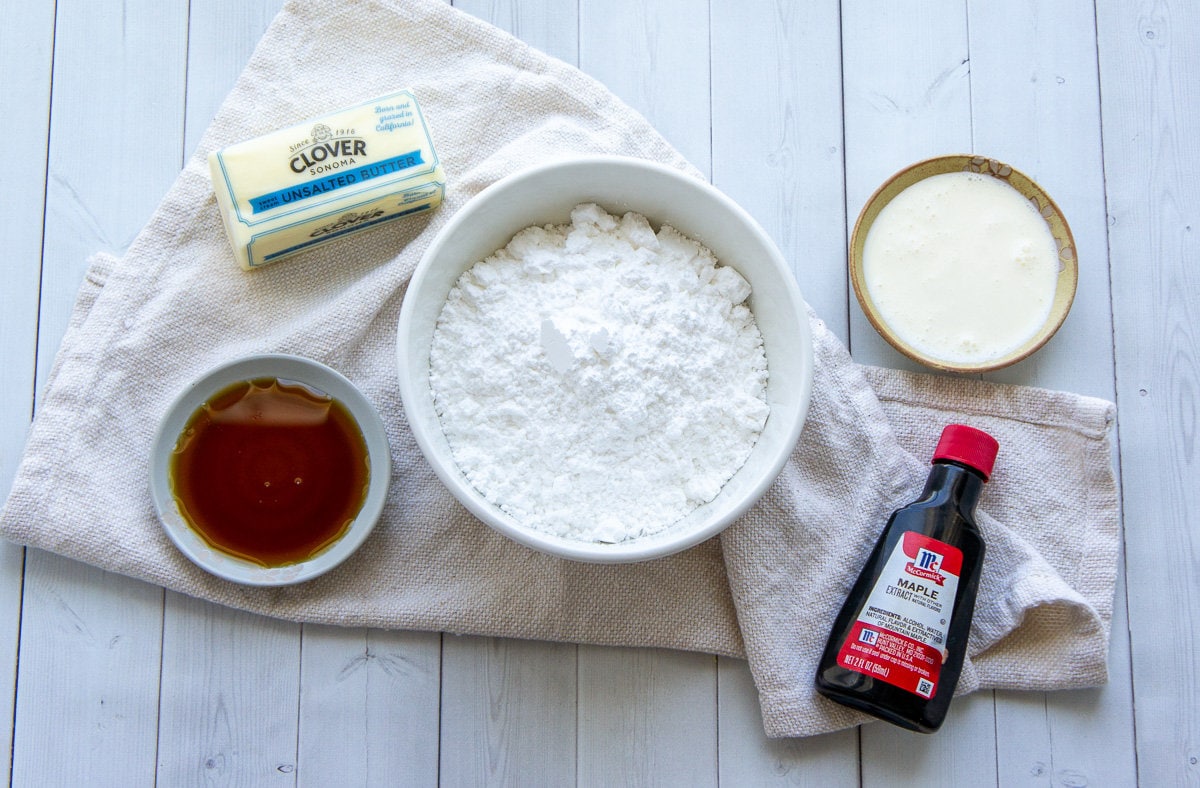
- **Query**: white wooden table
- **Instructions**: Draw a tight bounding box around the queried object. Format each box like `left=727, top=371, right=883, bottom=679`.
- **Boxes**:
left=1, top=0, right=1195, bottom=785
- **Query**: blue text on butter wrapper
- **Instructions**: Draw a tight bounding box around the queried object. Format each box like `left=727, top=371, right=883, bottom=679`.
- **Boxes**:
left=247, top=151, right=425, bottom=214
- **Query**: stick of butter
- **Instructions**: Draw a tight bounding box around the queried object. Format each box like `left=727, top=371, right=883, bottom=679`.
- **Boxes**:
left=208, top=89, right=445, bottom=270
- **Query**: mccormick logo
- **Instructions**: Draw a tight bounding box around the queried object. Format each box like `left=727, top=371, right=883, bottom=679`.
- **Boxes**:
left=905, top=547, right=946, bottom=585
left=289, top=124, right=367, bottom=175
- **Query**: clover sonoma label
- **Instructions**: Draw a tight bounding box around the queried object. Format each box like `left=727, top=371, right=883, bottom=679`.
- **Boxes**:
left=209, top=89, right=444, bottom=269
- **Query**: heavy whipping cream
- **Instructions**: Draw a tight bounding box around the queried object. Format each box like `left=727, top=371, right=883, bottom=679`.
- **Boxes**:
left=862, top=171, right=1061, bottom=365
left=429, top=204, right=769, bottom=543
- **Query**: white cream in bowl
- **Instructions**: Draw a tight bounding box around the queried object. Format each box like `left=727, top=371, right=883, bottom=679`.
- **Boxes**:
left=862, top=171, right=1060, bottom=366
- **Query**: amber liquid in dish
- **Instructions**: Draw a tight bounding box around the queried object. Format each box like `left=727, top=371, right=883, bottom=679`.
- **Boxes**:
left=169, top=377, right=370, bottom=567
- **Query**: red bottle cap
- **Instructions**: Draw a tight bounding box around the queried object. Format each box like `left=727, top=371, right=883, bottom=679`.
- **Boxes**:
left=933, top=424, right=999, bottom=480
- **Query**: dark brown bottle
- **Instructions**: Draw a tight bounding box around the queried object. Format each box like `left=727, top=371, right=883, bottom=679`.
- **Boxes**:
left=815, top=424, right=999, bottom=733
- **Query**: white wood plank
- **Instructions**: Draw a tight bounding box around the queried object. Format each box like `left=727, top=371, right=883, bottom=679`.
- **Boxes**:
left=717, top=657, right=858, bottom=786
left=439, top=635, right=577, bottom=784
left=964, top=2, right=1137, bottom=783
left=297, top=626, right=441, bottom=786
left=969, top=0, right=1118, bottom=399
left=182, top=0, right=286, bottom=159
left=155, top=592, right=301, bottom=785
left=0, top=546, right=24, bottom=784
left=840, top=2, right=1002, bottom=780
left=11, top=0, right=189, bottom=782
left=34, top=0, right=188, bottom=387
left=0, top=0, right=56, bottom=779
left=1096, top=1, right=1200, bottom=785
left=861, top=692, right=996, bottom=788
left=428, top=9, right=580, bottom=786
left=579, top=0, right=712, bottom=177
left=571, top=6, right=724, bottom=782
left=576, top=646, right=717, bottom=786
left=0, top=0, right=52, bottom=497
left=11, top=553, right=164, bottom=786
left=453, top=0, right=578, bottom=66
left=710, top=0, right=851, bottom=340
left=841, top=0, right=973, bottom=370
left=708, top=0, right=861, bottom=777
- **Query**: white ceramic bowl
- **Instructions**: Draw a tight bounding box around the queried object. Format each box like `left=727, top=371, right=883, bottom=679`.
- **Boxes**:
left=397, top=155, right=813, bottom=563
left=150, top=354, right=391, bottom=585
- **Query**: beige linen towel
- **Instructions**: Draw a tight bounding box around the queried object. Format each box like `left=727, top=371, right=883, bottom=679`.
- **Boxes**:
left=0, top=0, right=1118, bottom=738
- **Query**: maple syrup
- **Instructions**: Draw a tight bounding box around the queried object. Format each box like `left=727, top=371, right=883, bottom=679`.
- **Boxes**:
left=169, top=377, right=370, bottom=567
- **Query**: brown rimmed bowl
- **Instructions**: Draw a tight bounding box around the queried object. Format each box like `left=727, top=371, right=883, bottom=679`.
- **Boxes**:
left=849, top=154, right=1078, bottom=373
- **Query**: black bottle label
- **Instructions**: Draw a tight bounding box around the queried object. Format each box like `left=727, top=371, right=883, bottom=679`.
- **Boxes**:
left=834, top=532, right=961, bottom=699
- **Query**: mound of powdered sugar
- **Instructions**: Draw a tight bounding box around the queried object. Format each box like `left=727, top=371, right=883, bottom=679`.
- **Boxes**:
left=429, top=203, right=769, bottom=543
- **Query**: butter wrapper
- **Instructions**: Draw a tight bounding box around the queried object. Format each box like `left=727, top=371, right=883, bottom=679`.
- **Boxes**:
left=208, top=89, right=445, bottom=270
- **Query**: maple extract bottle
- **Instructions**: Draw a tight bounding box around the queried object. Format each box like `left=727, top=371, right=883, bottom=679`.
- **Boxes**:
left=815, top=424, right=999, bottom=733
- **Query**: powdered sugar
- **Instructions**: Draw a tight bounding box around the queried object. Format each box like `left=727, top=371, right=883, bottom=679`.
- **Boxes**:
left=429, top=203, right=769, bottom=542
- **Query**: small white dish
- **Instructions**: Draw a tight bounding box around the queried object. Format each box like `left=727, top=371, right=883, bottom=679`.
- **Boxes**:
left=149, top=354, right=390, bottom=585
left=396, top=155, right=814, bottom=563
